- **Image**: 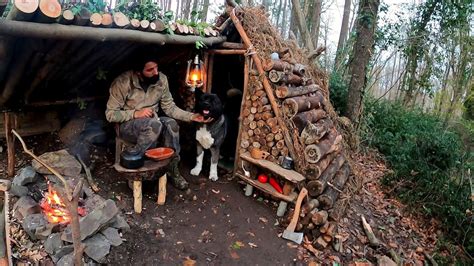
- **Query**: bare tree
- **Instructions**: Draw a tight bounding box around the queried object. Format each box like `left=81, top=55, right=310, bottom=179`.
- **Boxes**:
left=334, top=0, right=351, bottom=68
left=345, top=0, right=381, bottom=127
left=202, top=0, right=210, bottom=21
left=310, top=0, right=322, bottom=48
left=290, top=0, right=315, bottom=50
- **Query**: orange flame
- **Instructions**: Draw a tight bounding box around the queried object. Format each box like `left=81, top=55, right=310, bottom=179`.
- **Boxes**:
left=40, top=185, right=86, bottom=224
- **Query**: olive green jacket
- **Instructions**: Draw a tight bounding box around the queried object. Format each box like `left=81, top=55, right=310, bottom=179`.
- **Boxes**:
left=105, top=71, right=193, bottom=123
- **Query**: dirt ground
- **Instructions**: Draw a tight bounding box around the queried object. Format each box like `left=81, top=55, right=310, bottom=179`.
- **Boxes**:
left=0, top=133, right=455, bottom=265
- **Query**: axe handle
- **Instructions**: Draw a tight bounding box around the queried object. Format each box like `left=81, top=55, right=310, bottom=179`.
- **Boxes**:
left=286, top=188, right=308, bottom=232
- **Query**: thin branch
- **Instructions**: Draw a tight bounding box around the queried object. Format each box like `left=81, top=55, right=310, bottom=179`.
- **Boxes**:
left=11, top=129, right=73, bottom=200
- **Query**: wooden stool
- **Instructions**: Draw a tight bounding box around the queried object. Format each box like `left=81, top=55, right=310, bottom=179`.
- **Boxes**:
left=113, top=125, right=171, bottom=213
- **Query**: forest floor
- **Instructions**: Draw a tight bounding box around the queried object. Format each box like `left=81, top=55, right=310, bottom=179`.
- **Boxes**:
left=0, top=133, right=454, bottom=265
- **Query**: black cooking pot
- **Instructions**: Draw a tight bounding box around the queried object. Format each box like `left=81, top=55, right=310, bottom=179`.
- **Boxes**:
left=120, top=148, right=144, bottom=169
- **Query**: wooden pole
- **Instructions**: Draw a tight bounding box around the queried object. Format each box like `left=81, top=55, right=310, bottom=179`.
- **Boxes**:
left=209, top=49, right=246, bottom=55
left=4, top=113, right=15, bottom=177
left=206, top=54, right=214, bottom=93
left=133, top=180, right=142, bottom=213
left=233, top=56, right=250, bottom=176
left=157, top=174, right=166, bottom=205
left=229, top=9, right=300, bottom=171
left=202, top=52, right=209, bottom=93
left=0, top=19, right=227, bottom=46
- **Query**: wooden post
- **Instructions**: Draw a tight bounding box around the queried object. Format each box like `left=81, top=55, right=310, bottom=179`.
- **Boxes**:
left=133, top=180, right=142, bottom=213
left=209, top=49, right=246, bottom=55
left=202, top=52, right=209, bottom=93
left=229, top=10, right=300, bottom=171
left=157, top=174, right=166, bottom=205
left=206, top=54, right=214, bottom=93
left=4, top=113, right=15, bottom=177
left=233, top=56, right=250, bottom=176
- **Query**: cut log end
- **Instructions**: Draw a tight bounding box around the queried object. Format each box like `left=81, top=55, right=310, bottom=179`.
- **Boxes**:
left=14, top=0, right=39, bottom=14
left=39, top=0, right=61, bottom=18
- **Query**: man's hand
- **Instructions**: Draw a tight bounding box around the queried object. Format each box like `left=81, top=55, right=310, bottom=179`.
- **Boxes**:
left=191, top=113, right=214, bottom=123
left=134, top=108, right=153, bottom=119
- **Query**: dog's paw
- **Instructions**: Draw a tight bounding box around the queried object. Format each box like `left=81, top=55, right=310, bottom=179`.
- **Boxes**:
left=209, top=174, right=218, bottom=182
left=190, top=167, right=201, bottom=176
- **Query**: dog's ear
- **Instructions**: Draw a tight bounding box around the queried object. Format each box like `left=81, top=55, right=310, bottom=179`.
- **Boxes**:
left=195, top=88, right=204, bottom=99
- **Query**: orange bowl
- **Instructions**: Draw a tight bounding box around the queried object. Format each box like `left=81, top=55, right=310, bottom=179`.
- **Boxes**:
left=145, top=147, right=175, bottom=161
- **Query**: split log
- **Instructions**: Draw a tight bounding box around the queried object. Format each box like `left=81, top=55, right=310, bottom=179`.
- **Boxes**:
left=275, top=84, right=319, bottom=99
left=317, top=163, right=350, bottom=209
left=256, top=120, right=265, bottom=128
left=268, top=70, right=304, bottom=86
left=304, top=150, right=340, bottom=180
left=276, top=140, right=285, bottom=150
left=38, top=0, right=61, bottom=21
left=262, top=112, right=273, bottom=120
left=308, top=153, right=345, bottom=196
left=301, top=207, right=318, bottom=225
left=10, top=0, right=39, bottom=19
left=59, top=10, right=75, bottom=24
left=301, top=198, right=319, bottom=216
left=89, top=13, right=102, bottom=26
left=113, top=12, right=129, bottom=28
left=304, top=129, right=341, bottom=163
left=311, top=210, right=328, bottom=225
left=140, top=20, right=150, bottom=31
left=361, top=216, right=380, bottom=247
left=300, top=118, right=333, bottom=144
left=292, top=109, right=327, bottom=133
left=264, top=59, right=307, bottom=76
left=130, top=19, right=141, bottom=29
left=240, top=140, right=249, bottom=149
left=274, top=133, right=283, bottom=141
left=313, top=236, right=329, bottom=249
left=282, top=91, right=325, bottom=117
left=101, top=13, right=113, bottom=27
left=151, top=19, right=166, bottom=32
left=248, top=114, right=254, bottom=121
left=266, top=133, right=275, bottom=142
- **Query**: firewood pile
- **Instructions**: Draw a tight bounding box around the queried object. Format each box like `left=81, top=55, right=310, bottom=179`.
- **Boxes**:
left=227, top=6, right=354, bottom=250
left=4, top=0, right=218, bottom=37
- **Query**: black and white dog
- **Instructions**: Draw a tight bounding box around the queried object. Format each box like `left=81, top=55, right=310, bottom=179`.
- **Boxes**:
left=190, top=89, right=227, bottom=181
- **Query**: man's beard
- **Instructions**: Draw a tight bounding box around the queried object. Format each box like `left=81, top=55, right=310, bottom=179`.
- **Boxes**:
left=142, top=75, right=160, bottom=86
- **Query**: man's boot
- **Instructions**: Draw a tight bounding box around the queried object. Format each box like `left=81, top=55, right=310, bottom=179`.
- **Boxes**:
left=167, top=157, right=189, bottom=190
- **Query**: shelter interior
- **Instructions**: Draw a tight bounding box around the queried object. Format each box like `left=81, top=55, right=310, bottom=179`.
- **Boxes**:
left=0, top=37, right=246, bottom=169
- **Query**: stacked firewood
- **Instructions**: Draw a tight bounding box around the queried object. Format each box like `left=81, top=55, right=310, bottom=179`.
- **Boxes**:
left=239, top=76, right=289, bottom=163
left=263, top=56, right=350, bottom=249
left=7, top=0, right=218, bottom=37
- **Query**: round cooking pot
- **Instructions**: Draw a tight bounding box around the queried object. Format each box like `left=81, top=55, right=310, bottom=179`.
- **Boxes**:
left=120, top=148, right=144, bottom=169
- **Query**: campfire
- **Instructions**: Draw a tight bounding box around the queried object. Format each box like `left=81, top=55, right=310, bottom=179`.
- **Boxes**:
left=39, top=184, right=86, bottom=224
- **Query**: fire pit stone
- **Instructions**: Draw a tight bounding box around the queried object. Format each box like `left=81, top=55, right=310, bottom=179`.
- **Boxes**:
left=13, top=196, right=41, bottom=220
left=100, top=227, right=123, bottom=247
left=22, top=213, right=49, bottom=240
left=61, top=199, right=119, bottom=242
left=109, top=214, right=130, bottom=232
left=32, top=149, right=82, bottom=177
left=10, top=184, right=29, bottom=197
left=13, top=166, right=39, bottom=186
left=84, top=234, right=111, bottom=263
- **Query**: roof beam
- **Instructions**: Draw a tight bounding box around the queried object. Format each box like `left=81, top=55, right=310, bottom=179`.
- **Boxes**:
left=0, top=19, right=226, bottom=46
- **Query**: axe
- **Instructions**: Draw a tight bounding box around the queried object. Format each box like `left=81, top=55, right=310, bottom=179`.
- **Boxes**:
left=282, top=187, right=308, bottom=244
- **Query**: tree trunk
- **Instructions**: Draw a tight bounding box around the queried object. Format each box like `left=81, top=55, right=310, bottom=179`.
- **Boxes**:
left=202, top=0, right=210, bottom=21
left=345, top=0, right=381, bottom=128
left=334, top=0, right=351, bottom=68
left=290, top=0, right=315, bottom=51
left=281, top=0, right=289, bottom=36
left=310, top=0, right=322, bottom=48
left=183, top=0, right=192, bottom=20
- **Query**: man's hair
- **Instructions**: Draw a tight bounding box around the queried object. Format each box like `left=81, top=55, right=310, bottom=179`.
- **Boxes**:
left=132, top=52, right=158, bottom=71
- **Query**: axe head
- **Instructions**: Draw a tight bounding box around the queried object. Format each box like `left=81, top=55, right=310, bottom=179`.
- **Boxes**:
left=282, top=229, right=304, bottom=244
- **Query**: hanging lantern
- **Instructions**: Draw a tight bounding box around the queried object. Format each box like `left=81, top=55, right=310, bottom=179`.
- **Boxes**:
left=185, top=55, right=204, bottom=90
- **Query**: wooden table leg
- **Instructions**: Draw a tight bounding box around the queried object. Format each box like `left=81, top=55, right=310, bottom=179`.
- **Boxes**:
left=133, top=180, right=142, bottom=213
left=157, top=174, right=166, bottom=205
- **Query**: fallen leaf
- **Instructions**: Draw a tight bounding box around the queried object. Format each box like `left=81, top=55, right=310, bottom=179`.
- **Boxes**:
left=220, top=197, right=226, bottom=202
left=229, top=249, right=240, bottom=259
left=211, top=189, right=220, bottom=194
left=246, top=231, right=256, bottom=237
left=287, top=242, right=298, bottom=249
left=231, top=241, right=245, bottom=249
left=259, top=217, right=268, bottom=224
left=248, top=242, right=258, bottom=248
left=183, top=257, right=196, bottom=266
